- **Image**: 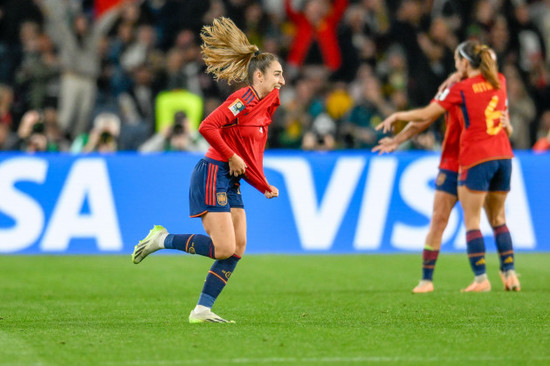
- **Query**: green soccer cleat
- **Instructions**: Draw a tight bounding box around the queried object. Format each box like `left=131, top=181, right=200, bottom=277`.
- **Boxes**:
left=189, top=308, right=235, bottom=324
left=132, top=225, right=168, bottom=264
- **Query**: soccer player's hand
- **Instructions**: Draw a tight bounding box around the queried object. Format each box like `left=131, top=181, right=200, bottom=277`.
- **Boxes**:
left=376, top=114, right=397, bottom=133
left=438, top=71, right=463, bottom=93
left=264, top=185, right=279, bottom=199
left=372, top=137, right=398, bottom=155
left=228, top=154, right=247, bottom=177
left=501, top=110, right=513, bottom=137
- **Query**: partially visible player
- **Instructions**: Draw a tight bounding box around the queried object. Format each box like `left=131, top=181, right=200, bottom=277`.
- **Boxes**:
left=374, top=71, right=512, bottom=294
left=132, top=17, right=285, bottom=323
left=377, top=40, right=519, bottom=292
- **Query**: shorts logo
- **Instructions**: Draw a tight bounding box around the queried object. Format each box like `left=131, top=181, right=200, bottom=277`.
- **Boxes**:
left=436, top=172, right=446, bottom=186
left=228, top=98, right=245, bottom=116
left=217, top=192, right=228, bottom=206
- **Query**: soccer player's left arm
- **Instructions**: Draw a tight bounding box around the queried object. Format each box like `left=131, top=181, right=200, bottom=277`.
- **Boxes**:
left=264, top=185, right=279, bottom=199
left=377, top=103, right=445, bottom=134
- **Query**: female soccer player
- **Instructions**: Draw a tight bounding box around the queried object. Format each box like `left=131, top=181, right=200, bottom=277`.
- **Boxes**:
left=132, top=17, right=285, bottom=323
left=377, top=40, right=520, bottom=292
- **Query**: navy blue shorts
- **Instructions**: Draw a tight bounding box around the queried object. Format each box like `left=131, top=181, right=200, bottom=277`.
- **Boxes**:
left=189, top=157, right=244, bottom=217
left=459, top=159, right=512, bottom=192
left=435, top=169, right=458, bottom=196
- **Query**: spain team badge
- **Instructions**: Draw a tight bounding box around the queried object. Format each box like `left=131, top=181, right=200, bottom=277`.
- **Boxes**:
left=217, top=192, right=228, bottom=206
left=436, top=172, right=446, bottom=186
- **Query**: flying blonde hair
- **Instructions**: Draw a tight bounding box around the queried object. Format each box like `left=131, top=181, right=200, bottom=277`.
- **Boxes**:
left=201, top=17, right=260, bottom=85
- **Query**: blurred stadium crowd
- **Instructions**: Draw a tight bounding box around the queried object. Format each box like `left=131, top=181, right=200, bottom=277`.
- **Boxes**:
left=0, top=0, right=549, bottom=153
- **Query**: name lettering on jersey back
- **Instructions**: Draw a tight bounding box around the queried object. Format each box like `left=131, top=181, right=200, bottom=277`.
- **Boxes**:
left=472, top=82, right=494, bottom=93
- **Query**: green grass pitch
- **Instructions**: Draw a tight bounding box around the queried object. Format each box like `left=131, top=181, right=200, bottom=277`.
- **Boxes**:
left=1, top=253, right=549, bottom=365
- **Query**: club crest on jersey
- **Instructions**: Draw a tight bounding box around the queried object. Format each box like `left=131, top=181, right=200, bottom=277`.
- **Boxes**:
left=228, top=98, right=245, bottom=116
left=217, top=192, right=228, bottom=206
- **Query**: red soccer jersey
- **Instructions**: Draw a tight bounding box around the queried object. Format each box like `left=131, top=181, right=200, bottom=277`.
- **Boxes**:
left=199, top=86, right=280, bottom=193
left=432, top=89, right=462, bottom=172
left=439, top=104, right=462, bottom=172
left=435, top=73, right=513, bottom=169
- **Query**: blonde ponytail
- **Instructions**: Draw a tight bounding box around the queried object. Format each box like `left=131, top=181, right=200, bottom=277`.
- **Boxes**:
left=457, top=41, right=500, bottom=89
left=477, top=45, right=500, bottom=89
left=200, top=17, right=259, bottom=85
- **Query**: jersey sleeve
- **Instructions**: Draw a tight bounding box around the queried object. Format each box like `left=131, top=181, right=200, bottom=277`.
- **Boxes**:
left=434, top=84, right=463, bottom=111
left=243, top=169, right=271, bottom=193
left=198, top=96, right=247, bottom=159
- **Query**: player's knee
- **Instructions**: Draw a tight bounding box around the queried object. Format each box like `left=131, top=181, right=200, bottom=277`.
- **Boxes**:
left=431, top=212, right=449, bottom=233
left=489, top=216, right=506, bottom=228
left=235, top=239, right=247, bottom=256
left=214, top=242, right=236, bottom=259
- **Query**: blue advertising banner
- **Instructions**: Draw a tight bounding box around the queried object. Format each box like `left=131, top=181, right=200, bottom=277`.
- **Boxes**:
left=0, top=151, right=548, bottom=254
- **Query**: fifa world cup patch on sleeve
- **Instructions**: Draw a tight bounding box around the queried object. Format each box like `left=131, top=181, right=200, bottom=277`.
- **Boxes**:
left=228, top=99, right=245, bottom=116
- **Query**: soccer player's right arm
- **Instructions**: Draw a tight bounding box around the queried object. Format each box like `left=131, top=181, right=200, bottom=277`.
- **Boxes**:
left=198, top=98, right=241, bottom=160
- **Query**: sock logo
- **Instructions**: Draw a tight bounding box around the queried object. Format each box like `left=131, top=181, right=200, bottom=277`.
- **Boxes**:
left=504, top=256, right=514, bottom=264
left=188, top=242, right=196, bottom=255
left=222, top=270, right=232, bottom=279
left=475, top=258, right=486, bottom=266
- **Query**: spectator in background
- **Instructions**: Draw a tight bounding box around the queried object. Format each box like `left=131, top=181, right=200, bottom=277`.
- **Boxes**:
left=42, top=106, right=69, bottom=151
left=509, top=1, right=546, bottom=80
left=40, top=0, right=124, bottom=139
left=341, top=74, right=392, bottom=149
left=78, top=112, right=121, bottom=153
left=0, top=0, right=44, bottom=85
left=0, top=85, right=15, bottom=150
left=14, top=110, right=50, bottom=152
left=505, top=64, right=536, bottom=149
left=533, top=110, right=550, bottom=152
left=302, top=112, right=337, bottom=150
left=285, top=0, right=349, bottom=77
left=528, top=0, right=550, bottom=67
left=15, top=28, right=60, bottom=111
left=139, top=111, right=205, bottom=152
left=270, top=77, right=315, bottom=148
left=489, top=15, right=513, bottom=69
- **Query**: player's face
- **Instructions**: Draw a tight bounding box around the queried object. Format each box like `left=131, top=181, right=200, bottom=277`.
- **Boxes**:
left=257, top=61, right=285, bottom=97
left=454, top=51, right=467, bottom=76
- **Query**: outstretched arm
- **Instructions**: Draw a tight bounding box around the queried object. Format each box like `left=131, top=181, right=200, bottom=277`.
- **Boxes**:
left=372, top=118, right=434, bottom=154
left=376, top=103, right=446, bottom=134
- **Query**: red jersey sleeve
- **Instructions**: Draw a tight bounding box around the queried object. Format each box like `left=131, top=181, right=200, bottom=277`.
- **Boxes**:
left=434, top=84, right=463, bottom=111
left=198, top=95, right=247, bottom=159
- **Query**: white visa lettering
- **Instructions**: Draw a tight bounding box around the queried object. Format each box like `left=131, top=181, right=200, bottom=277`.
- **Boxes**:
left=0, top=157, right=47, bottom=253
left=41, top=159, right=123, bottom=251
left=264, top=157, right=365, bottom=250
left=354, top=157, right=398, bottom=249
left=391, top=156, right=460, bottom=250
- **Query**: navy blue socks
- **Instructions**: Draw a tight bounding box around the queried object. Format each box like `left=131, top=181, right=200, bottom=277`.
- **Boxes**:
left=198, top=255, right=241, bottom=308
left=466, top=229, right=486, bottom=276
left=493, top=224, right=515, bottom=272
left=164, top=234, right=216, bottom=259
left=421, top=246, right=440, bottom=281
